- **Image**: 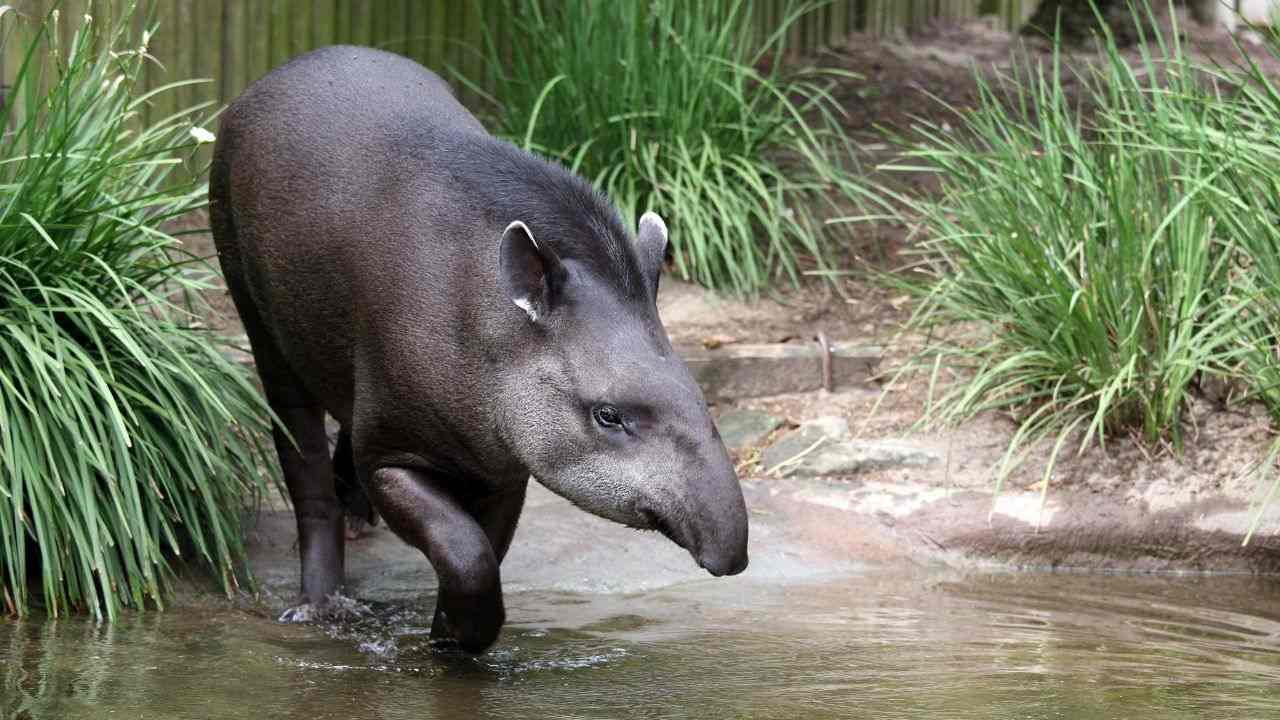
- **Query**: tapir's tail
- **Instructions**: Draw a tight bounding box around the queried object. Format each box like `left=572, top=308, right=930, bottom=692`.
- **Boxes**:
left=333, top=428, right=378, bottom=527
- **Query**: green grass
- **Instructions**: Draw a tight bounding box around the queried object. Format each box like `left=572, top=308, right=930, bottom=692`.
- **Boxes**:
left=871, top=2, right=1280, bottom=505
left=462, top=0, right=866, bottom=295
left=1186, top=22, right=1280, bottom=535
left=0, top=4, right=274, bottom=618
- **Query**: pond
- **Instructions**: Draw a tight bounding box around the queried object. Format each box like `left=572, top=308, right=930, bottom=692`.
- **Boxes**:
left=3, top=569, right=1278, bottom=719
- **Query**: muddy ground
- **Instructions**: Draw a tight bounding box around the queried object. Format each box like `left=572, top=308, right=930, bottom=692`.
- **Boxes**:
left=190, top=11, right=1280, bottom=574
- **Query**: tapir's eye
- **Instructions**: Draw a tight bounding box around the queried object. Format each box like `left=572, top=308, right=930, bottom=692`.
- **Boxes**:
left=593, top=404, right=624, bottom=430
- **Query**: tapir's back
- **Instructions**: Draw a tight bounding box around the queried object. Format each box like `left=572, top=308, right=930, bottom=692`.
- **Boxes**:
left=210, top=46, right=494, bottom=417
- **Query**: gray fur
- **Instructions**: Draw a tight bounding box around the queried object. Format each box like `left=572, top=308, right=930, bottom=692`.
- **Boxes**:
left=210, top=46, right=748, bottom=653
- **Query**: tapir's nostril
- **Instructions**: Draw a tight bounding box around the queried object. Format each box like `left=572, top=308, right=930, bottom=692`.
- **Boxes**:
left=698, top=549, right=749, bottom=577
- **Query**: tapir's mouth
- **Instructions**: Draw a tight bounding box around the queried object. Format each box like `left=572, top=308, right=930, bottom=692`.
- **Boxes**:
left=638, top=505, right=747, bottom=577
left=642, top=509, right=684, bottom=548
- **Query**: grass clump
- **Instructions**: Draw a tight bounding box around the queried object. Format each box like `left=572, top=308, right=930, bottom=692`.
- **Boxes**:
left=1188, top=23, right=1280, bottom=528
left=879, top=3, right=1273, bottom=496
left=467, top=0, right=864, bottom=295
left=0, top=6, right=273, bottom=618
left=1193, top=27, right=1280, bottom=420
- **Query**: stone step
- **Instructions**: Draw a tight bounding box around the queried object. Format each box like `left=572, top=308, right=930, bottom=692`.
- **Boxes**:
left=678, top=340, right=881, bottom=400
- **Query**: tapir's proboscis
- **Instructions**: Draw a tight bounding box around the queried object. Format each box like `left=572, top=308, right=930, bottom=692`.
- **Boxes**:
left=210, top=46, right=749, bottom=653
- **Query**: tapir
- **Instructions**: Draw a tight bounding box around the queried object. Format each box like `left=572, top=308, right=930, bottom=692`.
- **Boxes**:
left=209, top=46, right=749, bottom=653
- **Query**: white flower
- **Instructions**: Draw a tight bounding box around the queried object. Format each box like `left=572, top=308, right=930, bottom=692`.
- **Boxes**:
left=189, top=127, right=216, bottom=144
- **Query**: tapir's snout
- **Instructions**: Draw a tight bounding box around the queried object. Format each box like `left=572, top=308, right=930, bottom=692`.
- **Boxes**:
left=694, top=487, right=749, bottom=577
left=640, top=443, right=749, bottom=578
left=698, top=543, right=749, bottom=577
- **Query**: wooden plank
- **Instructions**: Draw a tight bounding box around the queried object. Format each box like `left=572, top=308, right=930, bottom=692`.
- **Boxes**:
left=867, top=0, right=885, bottom=35
left=268, top=0, right=289, bottom=69
left=137, top=1, right=181, bottom=168
left=246, top=1, right=270, bottom=92
left=57, top=0, right=77, bottom=53
left=0, top=2, right=18, bottom=132
left=393, top=0, right=412, bottom=54
left=370, top=0, right=387, bottom=49
left=829, top=0, right=848, bottom=48
left=333, top=0, right=350, bottom=44
left=402, top=0, right=417, bottom=60
left=133, top=0, right=153, bottom=126
left=427, top=0, right=447, bottom=72
left=192, top=0, right=210, bottom=111
left=222, top=0, right=245, bottom=106
left=289, top=0, right=311, bottom=58
left=494, top=0, right=512, bottom=83
left=786, top=0, right=803, bottom=54
left=172, top=0, right=196, bottom=117
left=411, top=0, right=432, bottom=67
left=350, top=0, right=372, bottom=48
left=85, top=0, right=108, bottom=54
left=313, top=0, right=336, bottom=49
left=442, top=0, right=462, bottom=89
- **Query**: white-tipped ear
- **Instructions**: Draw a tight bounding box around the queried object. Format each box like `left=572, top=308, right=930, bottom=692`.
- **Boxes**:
left=636, top=211, right=669, bottom=284
left=639, top=211, right=668, bottom=244
left=498, top=220, right=564, bottom=323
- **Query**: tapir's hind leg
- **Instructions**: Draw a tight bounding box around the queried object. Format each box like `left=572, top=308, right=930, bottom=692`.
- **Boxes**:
left=264, top=394, right=345, bottom=618
left=211, top=206, right=344, bottom=617
left=240, top=304, right=345, bottom=614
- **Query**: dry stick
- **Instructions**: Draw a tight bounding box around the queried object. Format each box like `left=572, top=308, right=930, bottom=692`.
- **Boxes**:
left=767, top=436, right=830, bottom=479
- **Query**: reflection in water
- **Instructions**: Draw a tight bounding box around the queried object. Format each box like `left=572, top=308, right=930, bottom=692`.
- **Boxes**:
left=2, top=571, right=1279, bottom=719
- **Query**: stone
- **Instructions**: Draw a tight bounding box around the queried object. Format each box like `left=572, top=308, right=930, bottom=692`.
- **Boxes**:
left=716, top=409, right=785, bottom=453
left=681, top=342, right=881, bottom=400
left=761, top=417, right=939, bottom=477
left=760, top=417, right=849, bottom=471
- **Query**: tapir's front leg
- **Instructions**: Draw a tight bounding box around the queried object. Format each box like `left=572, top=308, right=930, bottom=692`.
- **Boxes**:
left=429, top=480, right=527, bottom=644
left=367, top=467, right=503, bottom=653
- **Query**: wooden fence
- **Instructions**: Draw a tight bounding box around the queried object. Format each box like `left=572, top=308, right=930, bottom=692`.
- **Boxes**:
left=2, top=1, right=1032, bottom=125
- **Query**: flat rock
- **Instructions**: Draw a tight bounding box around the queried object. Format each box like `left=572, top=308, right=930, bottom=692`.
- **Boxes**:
left=760, top=417, right=849, bottom=471
left=716, top=409, right=785, bottom=452
left=681, top=342, right=881, bottom=400
left=761, top=417, right=939, bottom=477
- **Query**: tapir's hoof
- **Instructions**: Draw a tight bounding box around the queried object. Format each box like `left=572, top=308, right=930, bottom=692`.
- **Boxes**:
left=427, top=635, right=468, bottom=656
left=429, top=634, right=494, bottom=657
left=429, top=608, right=501, bottom=655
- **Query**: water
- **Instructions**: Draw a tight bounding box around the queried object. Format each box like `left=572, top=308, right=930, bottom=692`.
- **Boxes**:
left=3, top=570, right=1279, bottom=719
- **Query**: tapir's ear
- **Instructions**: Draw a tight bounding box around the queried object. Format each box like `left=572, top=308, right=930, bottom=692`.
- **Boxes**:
left=499, top=220, right=564, bottom=323
left=635, top=211, right=669, bottom=285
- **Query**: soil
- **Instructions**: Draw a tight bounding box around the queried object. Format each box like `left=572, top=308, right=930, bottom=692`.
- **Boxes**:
left=186, top=11, right=1280, bottom=570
